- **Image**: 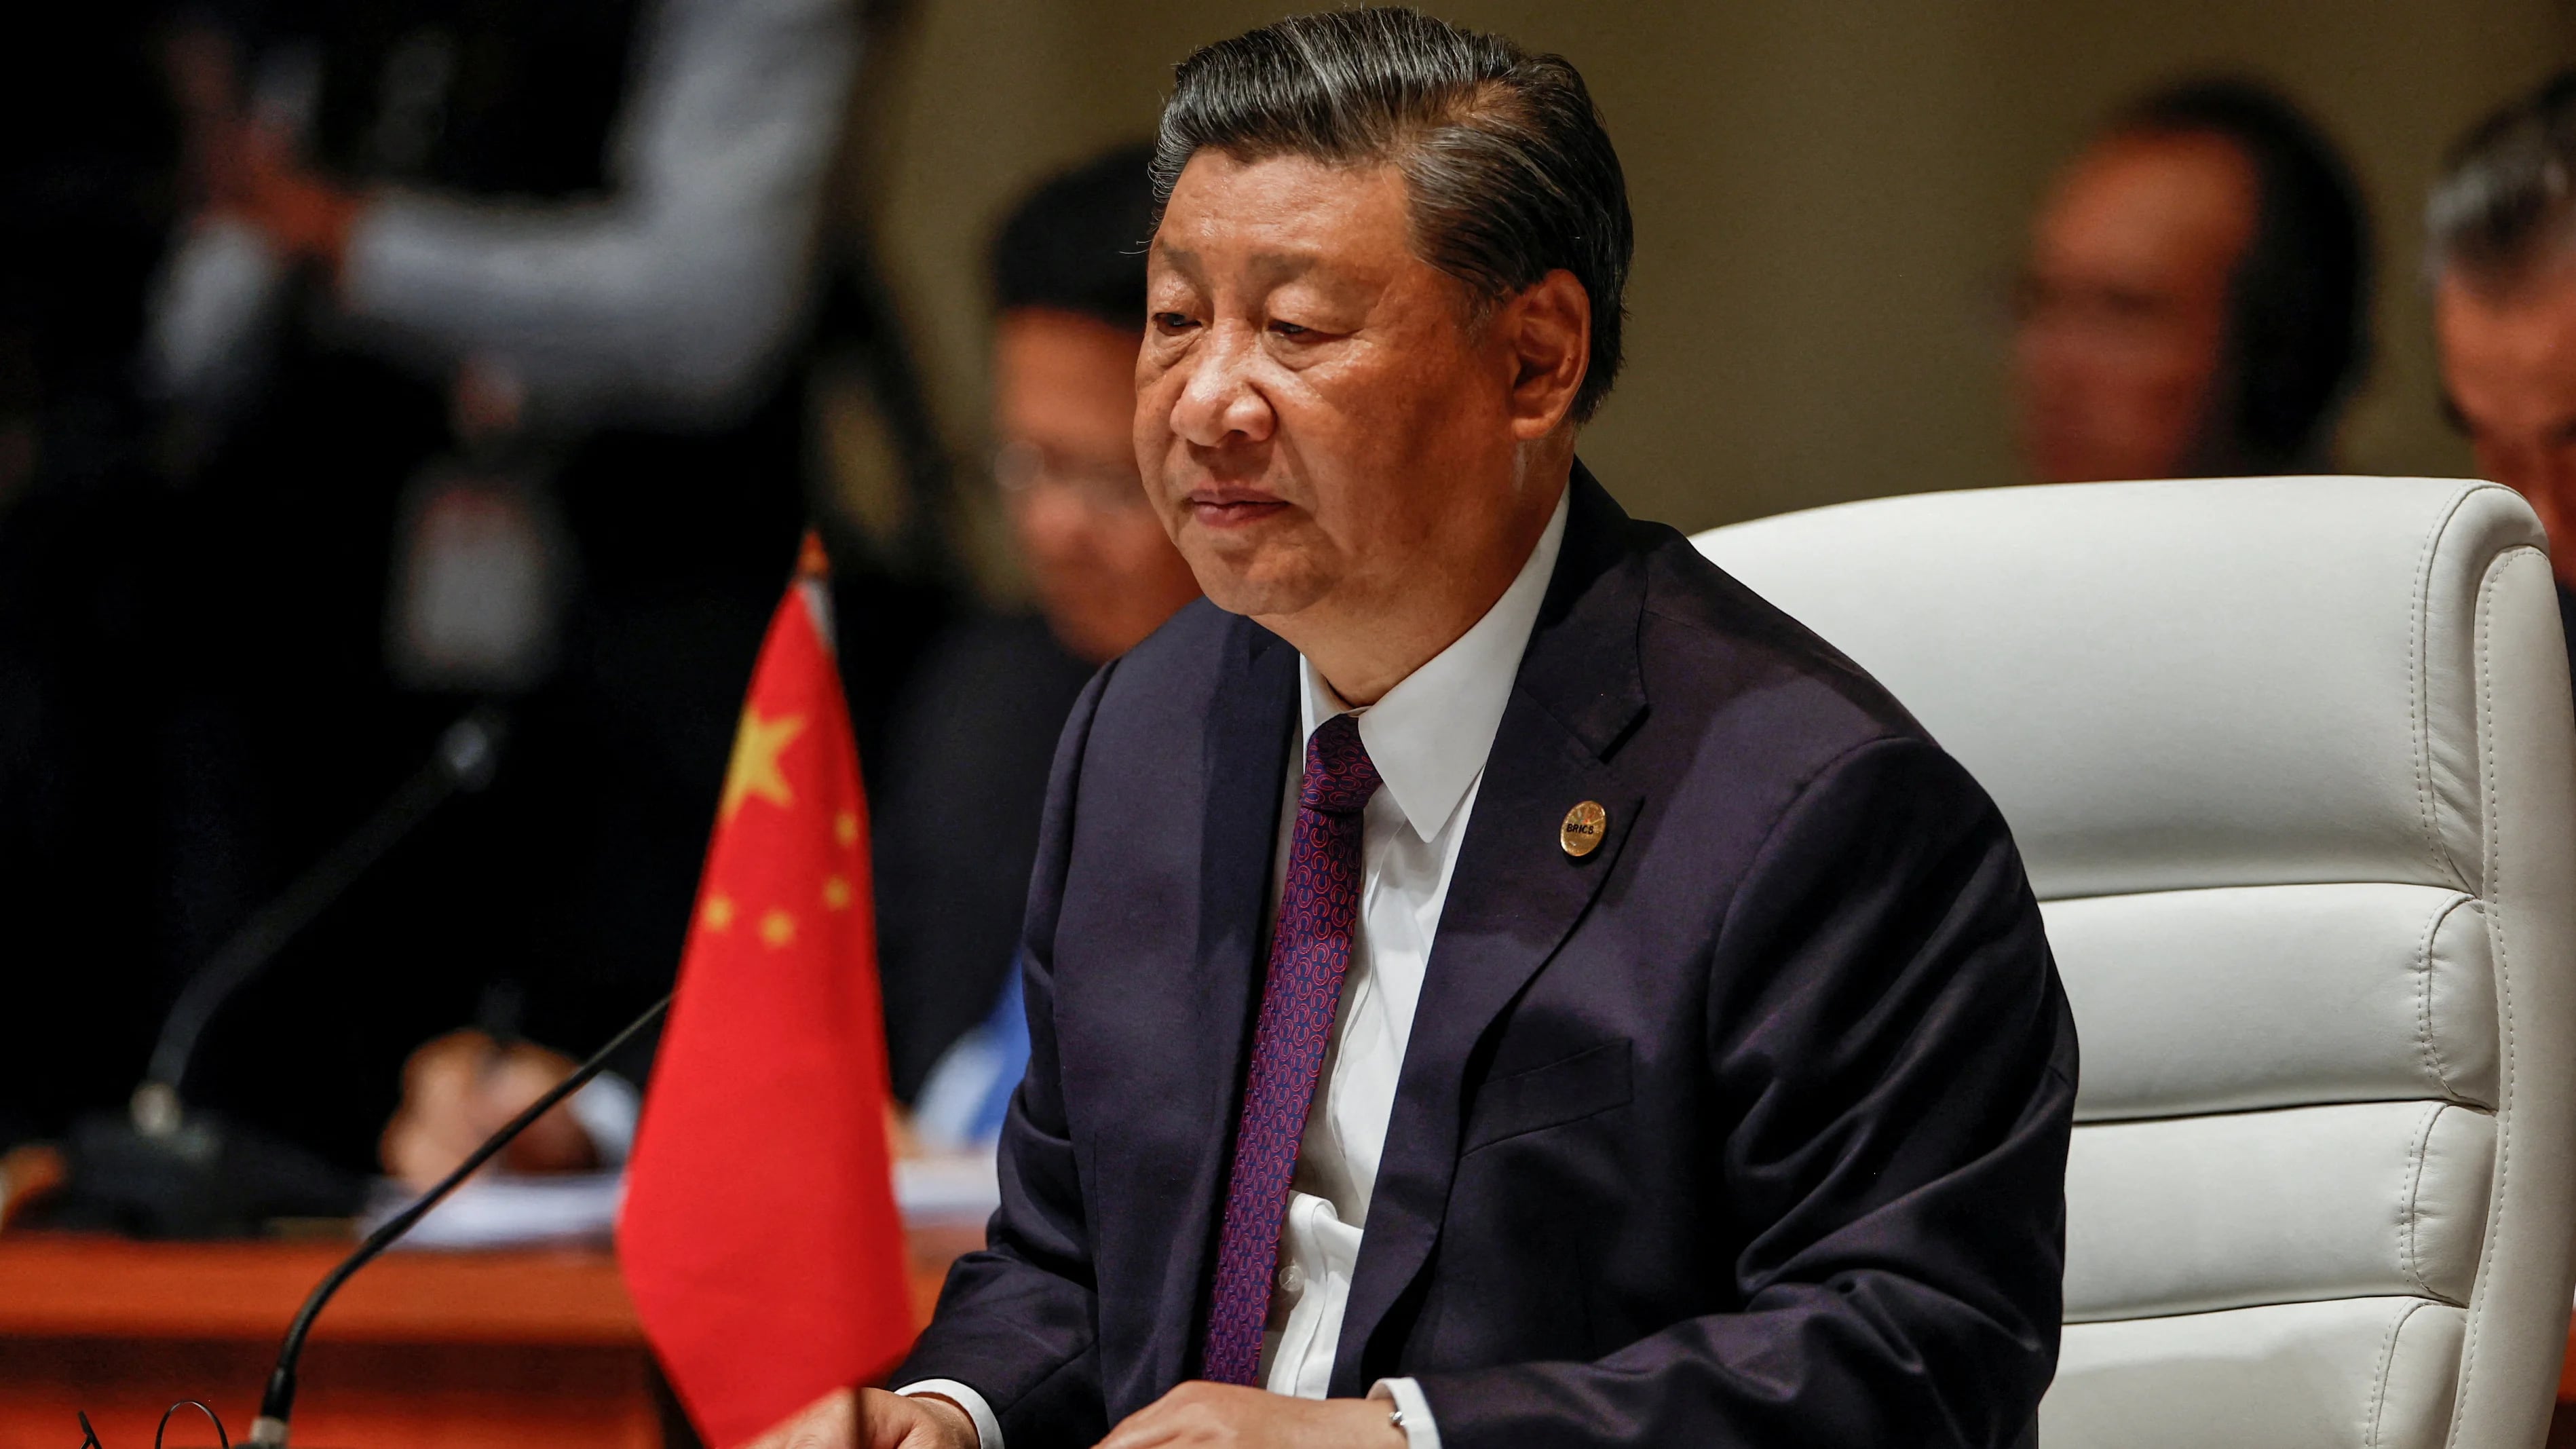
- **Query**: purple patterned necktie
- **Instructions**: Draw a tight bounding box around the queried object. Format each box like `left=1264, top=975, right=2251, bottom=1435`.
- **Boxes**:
left=1200, top=711, right=1382, bottom=1385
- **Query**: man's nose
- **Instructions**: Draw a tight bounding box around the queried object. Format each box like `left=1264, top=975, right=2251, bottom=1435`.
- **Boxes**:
left=1169, top=324, right=1276, bottom=447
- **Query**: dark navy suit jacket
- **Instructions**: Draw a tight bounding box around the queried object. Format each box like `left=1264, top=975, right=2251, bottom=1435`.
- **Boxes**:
left=896, top=469, right=2079, bottom=1447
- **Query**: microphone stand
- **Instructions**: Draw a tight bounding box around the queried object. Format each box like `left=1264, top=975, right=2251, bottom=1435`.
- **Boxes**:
left=246, top=992, right=671, bottom=1448
left=60, top=708, right=508, bottom=1237
left=136, top=707, right=508, bottom=1130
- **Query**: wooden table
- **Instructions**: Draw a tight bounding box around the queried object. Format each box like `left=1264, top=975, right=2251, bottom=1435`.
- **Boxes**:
left=0, top=1228, right=979, bottom=1449
left=13, top=1231, right=2560, bottom=1448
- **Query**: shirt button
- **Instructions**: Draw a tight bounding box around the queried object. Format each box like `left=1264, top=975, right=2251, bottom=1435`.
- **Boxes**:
left=1276, top=1262, right=1305, bottom=1295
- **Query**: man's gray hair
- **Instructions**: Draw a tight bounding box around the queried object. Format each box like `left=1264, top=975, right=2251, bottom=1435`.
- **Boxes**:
left=1152, top=7, right=1633, bottom=424
left=2428, top=72, right=2576, bottom=287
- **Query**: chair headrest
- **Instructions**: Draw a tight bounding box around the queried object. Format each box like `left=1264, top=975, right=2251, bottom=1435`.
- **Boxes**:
left=1693, top=476, right=2559, bottom=901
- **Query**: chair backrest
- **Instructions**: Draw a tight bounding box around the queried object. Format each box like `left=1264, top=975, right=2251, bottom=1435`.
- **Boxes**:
left=1692, top=476, right=2576, bottom=1449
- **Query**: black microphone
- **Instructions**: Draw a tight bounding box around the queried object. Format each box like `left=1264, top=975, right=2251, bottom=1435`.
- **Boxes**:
left=137, top=706, right=508, bottom=1127
left=60, top=707, right=507, bottom=1237
left=246, top=992, right=672, bottom=1448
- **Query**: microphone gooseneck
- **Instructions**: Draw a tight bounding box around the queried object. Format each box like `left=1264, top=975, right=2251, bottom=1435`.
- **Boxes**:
left=246, top=991, right=672, bottom=1448
left=134, top=708, right=508, bottom=1135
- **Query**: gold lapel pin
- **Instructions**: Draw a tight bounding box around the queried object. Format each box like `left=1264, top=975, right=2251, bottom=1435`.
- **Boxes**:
left=1560, top=799, right=1608, bottom=859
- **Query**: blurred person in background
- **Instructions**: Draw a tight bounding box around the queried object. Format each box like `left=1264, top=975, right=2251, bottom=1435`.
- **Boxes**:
left=105, top=0, right=955, bottom=1188
left=2427, top=72, right=2576, bottom=701
left=390, top=144, right=1200, bottom=1182
left=879, top=145, right=1202, bottom=1148
left=2013, top=79, right=2371, bottom=484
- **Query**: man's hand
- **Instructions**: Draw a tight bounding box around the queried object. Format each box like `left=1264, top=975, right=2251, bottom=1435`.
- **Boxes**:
left=185, top=118, right=362, bottom=274
left=740, top=1387, right=980, bottom=1449
left=1095, top=1382, right=1403, bottom=1448
left=379, top=1029, right=600, bottom=1190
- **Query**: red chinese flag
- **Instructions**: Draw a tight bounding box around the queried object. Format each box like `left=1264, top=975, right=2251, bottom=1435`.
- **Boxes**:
left=619, top=534, right=913, bottom=1447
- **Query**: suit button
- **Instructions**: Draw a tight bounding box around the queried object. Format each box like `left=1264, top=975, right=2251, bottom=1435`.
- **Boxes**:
left=1276, top=1262, right=1305, bottom=1295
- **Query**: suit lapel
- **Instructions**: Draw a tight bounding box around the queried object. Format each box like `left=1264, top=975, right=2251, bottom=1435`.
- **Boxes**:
left=1149, top=614, right=1296, bottom=1389
left=1331, top=468, right=1652, bottom=1393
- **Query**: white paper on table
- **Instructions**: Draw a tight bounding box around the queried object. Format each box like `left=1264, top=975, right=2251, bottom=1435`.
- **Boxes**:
left=364, top=1171, right=626, bottom=1250
left=895, top=1152, right=1001, bottom=1226
left=360, top=1148, right=1001, bottom=1252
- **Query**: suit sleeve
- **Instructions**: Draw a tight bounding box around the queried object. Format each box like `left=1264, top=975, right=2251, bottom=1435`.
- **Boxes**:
left=1414, top=734, right=2077, bottom=1448
left=890, top=662, right=1116, bottom=1444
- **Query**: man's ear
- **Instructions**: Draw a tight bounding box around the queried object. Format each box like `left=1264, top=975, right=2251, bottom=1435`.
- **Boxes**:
left=1502, top=269, right=1591, bottom=440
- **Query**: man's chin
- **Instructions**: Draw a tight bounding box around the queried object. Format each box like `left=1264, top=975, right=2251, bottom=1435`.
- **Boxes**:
left=1177, top=525, right=1333, bottom=621
left=1186, top=557, right=1329, bottom=622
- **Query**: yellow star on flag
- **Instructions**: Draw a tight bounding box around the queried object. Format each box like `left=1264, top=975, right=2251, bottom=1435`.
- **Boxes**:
left=760, top=909, right=797, bottom=948
left=702, top=895, right=736, bottom=932
left=721, top=708, right=806, bottom=823
left=823, top=876, right=852, bottom=911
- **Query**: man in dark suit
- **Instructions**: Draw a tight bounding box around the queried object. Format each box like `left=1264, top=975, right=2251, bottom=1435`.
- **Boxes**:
left=760, top=11, right=2075, bottom=1448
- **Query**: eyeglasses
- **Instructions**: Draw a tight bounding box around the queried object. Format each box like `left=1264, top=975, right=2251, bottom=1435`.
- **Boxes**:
left=72, top=1401, right=231, bottom=1448
left=2005, top=272, right=2196, bottom=354
left=993, top=440, right=1152, bottom=515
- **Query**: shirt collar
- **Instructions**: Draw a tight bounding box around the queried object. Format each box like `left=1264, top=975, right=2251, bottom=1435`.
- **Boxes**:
left=1299, top=485, right=1571, bottom=842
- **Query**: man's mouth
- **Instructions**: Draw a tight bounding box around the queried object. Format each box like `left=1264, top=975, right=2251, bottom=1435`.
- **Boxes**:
left=1184, top=486, right=1291, bottom=528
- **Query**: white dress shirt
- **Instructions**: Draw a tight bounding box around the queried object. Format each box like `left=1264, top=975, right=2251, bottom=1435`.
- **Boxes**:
left=903, top=489, right=1568, bottom=1448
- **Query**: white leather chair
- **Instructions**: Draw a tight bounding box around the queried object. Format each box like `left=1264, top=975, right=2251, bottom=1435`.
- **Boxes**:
left=1692, top=476, right=2576, bottom=1448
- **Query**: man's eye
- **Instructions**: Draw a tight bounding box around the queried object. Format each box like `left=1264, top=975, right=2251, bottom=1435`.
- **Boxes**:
left=1152, top=312, right=1199, bottom=333
left=1268, top=320, right=1312, bottom=338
